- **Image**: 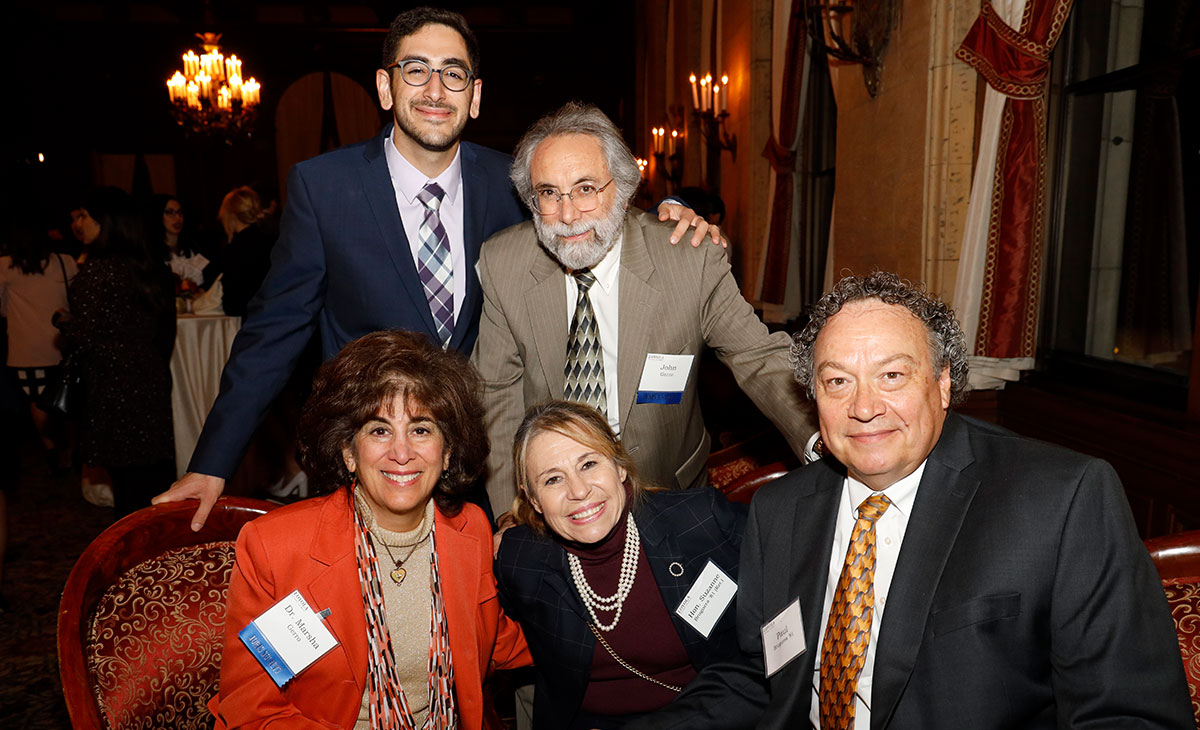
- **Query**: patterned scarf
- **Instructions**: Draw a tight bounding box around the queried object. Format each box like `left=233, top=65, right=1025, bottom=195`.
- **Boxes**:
left=352, top=489, right=458, bottom=730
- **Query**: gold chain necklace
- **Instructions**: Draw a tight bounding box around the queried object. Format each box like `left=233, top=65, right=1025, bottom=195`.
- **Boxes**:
left=377, top=533, right=428, bottom=585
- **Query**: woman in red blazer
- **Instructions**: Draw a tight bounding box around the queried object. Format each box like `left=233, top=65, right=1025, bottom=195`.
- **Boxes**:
left=211, top=330, right=530, bottom=729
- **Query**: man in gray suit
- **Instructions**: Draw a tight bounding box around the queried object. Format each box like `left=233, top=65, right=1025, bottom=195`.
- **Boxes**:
left=626, top=271, right=1191, bottom=729
left=472, top=101, right=815, bottom=511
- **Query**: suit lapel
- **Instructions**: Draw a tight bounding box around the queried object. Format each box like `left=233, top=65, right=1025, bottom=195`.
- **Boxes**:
left=359, top=125, right=441, bottom=341
left=431, top=508, right=485, bottom=676
left=305, top=491, right=369, bottom=696
left=526, top=240, right=569, bottom=397
left=453, top=142, right=487, bottom=350
left=871, top=413, right=979, bottom=730
left=616, top=214, right=661, bottom=428
left=783, top=467, right=843, bottom=693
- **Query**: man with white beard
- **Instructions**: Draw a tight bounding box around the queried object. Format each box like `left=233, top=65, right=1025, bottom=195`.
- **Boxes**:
left=472, top=101, right=816, bottom=512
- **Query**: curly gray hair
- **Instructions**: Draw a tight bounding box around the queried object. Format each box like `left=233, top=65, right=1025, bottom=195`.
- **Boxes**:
left=791, top=271, right=970, bottom=406
left=509, top=101, right=641, bottom=215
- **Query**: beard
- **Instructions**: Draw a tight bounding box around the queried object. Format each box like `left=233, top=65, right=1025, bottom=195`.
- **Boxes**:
left=394, top=100, right=468, bottom=153
left=534, top=200, right=627, bottom=271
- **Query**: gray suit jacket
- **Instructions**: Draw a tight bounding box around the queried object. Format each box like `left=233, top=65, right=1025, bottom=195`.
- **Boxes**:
left=471, top=210, right=815, bottom=510
left=625, top=413, right=1193, bottom=729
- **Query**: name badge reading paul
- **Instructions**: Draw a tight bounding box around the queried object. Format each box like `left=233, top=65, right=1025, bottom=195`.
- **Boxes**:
left=760, top=598, right=806, bottom=677
left=636, top=353, right=695, bottom=404
left=239, top=590, right=338, bottom=688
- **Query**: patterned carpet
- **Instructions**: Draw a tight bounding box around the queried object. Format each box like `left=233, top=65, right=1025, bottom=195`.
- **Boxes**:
left=0, top=441, right=115, bottom=728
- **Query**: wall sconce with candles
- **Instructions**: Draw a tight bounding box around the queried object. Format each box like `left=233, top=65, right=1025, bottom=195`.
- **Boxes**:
left=808, top=0, right=900, bottom=98
left=166, top=32, right=261, bottom=138
left=689, top=72, right=737, bottom=160
left=650, top=125, right=684, bottom=189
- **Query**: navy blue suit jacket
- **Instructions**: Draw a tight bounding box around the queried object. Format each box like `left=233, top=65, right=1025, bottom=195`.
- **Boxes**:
left=495, top=487, right=748, bottom=730
left=190, top=126, right=525, bottom=478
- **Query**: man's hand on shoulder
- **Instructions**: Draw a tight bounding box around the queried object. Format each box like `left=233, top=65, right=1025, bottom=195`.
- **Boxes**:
left=152, top=472, right=227, bottom=532
left=658, top=202, right=725, bottom=248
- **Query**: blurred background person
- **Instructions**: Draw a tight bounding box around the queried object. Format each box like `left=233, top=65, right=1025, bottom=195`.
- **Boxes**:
left=212, top=330, right=529, bottom=729
left=496, top=400, right=746, bottom=730
left=57, top=187, right=176, bottom=518
left=68, top=206, right=100, bottom=265
left=216, top=185, right=275, bottom=318
left=0, top=223, right=78, bottom=473
left=147, top=193, right=216, bottom=293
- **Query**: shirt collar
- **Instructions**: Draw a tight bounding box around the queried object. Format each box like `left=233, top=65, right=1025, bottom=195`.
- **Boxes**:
left=582, top=235, right=622, bottom=294
left=845, top=460, right=926, bottom=519
left=384, top=127, right=463, bottom=205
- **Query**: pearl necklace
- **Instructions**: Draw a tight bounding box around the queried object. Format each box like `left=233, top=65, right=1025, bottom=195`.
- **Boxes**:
left=567, top=512, right=640, bottom=631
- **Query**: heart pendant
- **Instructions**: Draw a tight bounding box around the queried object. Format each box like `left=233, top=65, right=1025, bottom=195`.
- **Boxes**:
left=390, top=567, right=406, bottom=585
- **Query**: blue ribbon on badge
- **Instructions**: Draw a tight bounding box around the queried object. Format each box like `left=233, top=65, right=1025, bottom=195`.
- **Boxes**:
left=239, top=622, right=296, bottom=688
left=637, top=390, right=683, bottom=404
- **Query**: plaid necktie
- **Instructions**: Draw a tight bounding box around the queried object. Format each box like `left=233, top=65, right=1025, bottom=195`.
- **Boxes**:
left=563, top=269, right=607, bottom=413
left=415, top=182, right=454, bottom=346
left=819, top=493, right=892, bottom=730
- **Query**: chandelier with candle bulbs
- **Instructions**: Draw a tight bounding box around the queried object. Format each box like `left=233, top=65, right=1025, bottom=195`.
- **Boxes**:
left=166, top=33, right=261, bottom=137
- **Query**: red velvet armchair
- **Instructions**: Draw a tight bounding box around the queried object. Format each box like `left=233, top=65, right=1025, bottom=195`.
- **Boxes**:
left=1145, top=529, right=1200, bottom=727
left=58, top=498, right=277, bottom=730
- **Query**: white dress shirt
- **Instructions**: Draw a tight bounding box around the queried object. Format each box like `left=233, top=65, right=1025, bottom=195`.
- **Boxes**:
left=563, top=238, right=622, bottom=434
left=383, top=131, right=467, bottom=323
left=809, top=461, right=926, bottom=729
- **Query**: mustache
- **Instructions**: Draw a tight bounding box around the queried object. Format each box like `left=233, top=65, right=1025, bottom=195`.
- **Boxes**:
left=409, top=100, right=455, bottom=112
left=539, top=220, right=595, bottom=238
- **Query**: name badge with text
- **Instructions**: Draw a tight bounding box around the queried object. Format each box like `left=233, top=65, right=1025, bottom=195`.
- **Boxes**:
left=760, top=598, right=806, bottom=677
left=674, top=560, right=737, bottom=638
left=239, top=590, right=338, bottom=688
left=636, top=353, right=695, bottom=404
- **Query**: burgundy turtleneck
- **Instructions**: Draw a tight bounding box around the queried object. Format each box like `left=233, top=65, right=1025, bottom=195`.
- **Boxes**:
left=562, top=497, right=696, bottom=715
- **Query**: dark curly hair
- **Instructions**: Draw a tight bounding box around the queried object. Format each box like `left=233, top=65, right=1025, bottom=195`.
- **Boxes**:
left=790, top=271, right=970, bottom=406
left=381, top=6, right=480, bottom=76
left=297, top=330, right=488, bottom=517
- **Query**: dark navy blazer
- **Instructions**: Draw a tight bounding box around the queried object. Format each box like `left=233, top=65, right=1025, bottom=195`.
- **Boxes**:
left=190, top=126, right=525, bottom=478
left=495, top=487, right=748, bottom=730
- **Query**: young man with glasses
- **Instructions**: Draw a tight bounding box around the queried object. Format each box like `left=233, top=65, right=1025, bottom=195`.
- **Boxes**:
left=472, top=101, right=816, bottom=511
left=156, top=7, right=718, bottom=529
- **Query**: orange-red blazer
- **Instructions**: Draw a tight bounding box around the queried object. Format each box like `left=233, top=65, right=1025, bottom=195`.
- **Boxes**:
left=210, top=489, right=530, bottom=729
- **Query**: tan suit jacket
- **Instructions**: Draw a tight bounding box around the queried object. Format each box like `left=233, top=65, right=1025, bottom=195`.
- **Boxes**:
left=471, top=210, right=814, bottom=510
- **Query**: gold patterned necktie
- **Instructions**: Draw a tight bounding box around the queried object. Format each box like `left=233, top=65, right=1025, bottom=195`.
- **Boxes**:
left=563, top=269, right=607, bottom=413
left=819, top=493, right=892, bottom=730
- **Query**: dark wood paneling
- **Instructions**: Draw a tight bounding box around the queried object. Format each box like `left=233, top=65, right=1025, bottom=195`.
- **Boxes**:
left=993, top=383, right=1200, bottom=539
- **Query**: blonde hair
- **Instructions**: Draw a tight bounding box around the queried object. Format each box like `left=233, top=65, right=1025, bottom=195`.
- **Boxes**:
left=219, top=186, right=265, bottom=226
left=511, top=400, right=646, bottom=535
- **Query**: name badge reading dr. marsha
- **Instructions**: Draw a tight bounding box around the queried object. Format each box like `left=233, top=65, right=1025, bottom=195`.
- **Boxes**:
left=636, top=353, right=695, bottom=404
left=239, top=590, right=338, bottom=688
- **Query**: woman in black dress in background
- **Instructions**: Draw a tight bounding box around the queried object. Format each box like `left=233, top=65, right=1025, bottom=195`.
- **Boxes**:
left=59, top=187, right=176, bottom=517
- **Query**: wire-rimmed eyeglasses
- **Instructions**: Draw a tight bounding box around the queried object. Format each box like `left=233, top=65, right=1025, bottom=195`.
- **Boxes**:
left=384, top=59, right=476, bottom=92
left=531, top=179, right=614, bottom=216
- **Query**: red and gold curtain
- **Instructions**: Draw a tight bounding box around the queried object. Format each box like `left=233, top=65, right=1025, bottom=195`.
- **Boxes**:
left=952, top=0, right=1073, bottom=385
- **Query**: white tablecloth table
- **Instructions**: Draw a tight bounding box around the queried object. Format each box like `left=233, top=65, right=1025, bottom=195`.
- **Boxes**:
left=170, top=314, right=241, bottom=478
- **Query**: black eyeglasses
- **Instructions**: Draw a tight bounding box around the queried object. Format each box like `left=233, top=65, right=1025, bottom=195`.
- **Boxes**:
left=385, top=59, right=475, bottom=92
left=532, top=180, right=614, bottom=216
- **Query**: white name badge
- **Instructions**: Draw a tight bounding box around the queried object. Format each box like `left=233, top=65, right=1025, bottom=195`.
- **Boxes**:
left=760, top=598, right=806, bottom=678
left=238, top=590, right=339, bottom=688
left=636, top=353, right=695, bottom=404
left=675, top=560, right=738, bottom=638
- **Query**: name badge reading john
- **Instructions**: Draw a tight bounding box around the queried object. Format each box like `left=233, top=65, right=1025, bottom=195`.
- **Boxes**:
left=760, top=598, right=806, bottom=677
left=636, top=353, right=694, bottom=404
left=675, top=560, right=737, bottom=638
left=239, top=590, right=338, bottom=688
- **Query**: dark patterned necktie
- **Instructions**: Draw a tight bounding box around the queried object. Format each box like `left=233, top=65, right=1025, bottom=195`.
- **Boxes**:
left=563, top=269, right=607, bottom=413
left=819, top=493, right=892, bottom=729
left=415, top=182, right=454, bottom=346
